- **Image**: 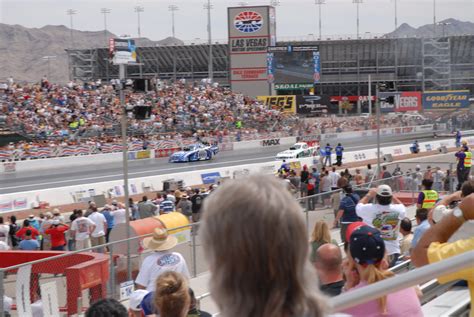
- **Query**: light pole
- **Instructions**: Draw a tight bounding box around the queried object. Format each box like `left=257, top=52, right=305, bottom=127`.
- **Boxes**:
left=42, top=56, right=57, bottom=82
left=168, top=5, right=179, bottom=38
left=353, top=0, right=363, bottom=39
left=203, top=0, right=214, bottom=81
left=438, top=22, right=451, bottom=37
left=66, top=9, right=77, bottom=48
left=315, top=0, right=325, bottom=40
left=101, top=8, right=111, bottom=45
left=433, top=0, right=437, bottom=36
left=392, top=0, right=398, bottom=32
left=134, top=6, right=144, bottom=38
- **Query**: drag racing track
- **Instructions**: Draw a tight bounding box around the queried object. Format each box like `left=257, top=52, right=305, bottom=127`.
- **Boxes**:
left=0, top=132, right=451, bottom=194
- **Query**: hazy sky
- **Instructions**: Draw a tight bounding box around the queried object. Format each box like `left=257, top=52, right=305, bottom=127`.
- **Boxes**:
left=1, top=0, right=473, bottom=41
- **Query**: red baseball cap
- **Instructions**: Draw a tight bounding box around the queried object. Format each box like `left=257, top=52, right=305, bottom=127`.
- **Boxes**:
left=345, top=221, right=367, bottom=243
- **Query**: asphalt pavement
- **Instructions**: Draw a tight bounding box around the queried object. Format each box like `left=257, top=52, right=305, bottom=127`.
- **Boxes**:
left=0, top=132, right=451, bottom=194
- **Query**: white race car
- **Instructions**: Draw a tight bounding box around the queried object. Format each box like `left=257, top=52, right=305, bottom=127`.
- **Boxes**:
left=275, top=142, right=318, bottom=160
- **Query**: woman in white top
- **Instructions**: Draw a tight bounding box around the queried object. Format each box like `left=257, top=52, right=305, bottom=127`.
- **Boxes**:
left=110, top=203, right=128, bottom=225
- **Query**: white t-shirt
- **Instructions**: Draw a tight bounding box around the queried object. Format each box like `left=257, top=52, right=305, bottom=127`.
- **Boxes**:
left=71, top=217, right=95, bottom=241
left=356, top=203, right=407, bottom=255
left=329, top=172, right=341, bottom=188
left=0, top=224, right=9, bottom=245
left=0, top=241, right=10, bottom=250
left=3, top=295, right=12, bottom=313
left=111, top=208, right=127, bottom=225
left=88, top=212, right=107, bottom=237
left=135, top=251, right=190, bottom=292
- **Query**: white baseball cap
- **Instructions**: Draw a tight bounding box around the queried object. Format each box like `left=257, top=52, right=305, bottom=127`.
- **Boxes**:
left=376, top=184, right=393, bottom=197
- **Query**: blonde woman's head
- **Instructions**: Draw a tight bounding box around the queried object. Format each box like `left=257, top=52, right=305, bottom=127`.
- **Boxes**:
left=311, top=220, right=331, bottom=244
left=154, top=271, right=190, bottom=317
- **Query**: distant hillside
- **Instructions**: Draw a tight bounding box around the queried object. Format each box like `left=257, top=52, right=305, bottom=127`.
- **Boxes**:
left=385, top=18, right=474, bottom=38
left=0, top=23, right=184, bottom=83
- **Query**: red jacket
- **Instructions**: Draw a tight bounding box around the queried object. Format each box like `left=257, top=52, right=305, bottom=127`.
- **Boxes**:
left=16, top=226, right=40, bottom=240
left=45, top=225, right=69, bottom=248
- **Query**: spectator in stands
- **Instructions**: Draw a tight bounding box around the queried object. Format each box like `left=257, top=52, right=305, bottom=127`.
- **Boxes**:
left=381, top=166, right=392, bottom=187
left=176, top=194, right=192, bottom=218
left=85, top=298, right=127, bottom=317
left=16, top=219, right=40, bottom=241
left=85, top=202, right=97, bottom=218
left=191, top=188, right=204, bottom=223
left=341, top=225, right=423, bottom=317
left=88, top=207, right=107, bottom=252
left=310, top=220, right=337, bottom=263
left=320, top=170, right=331, bottom=208
left=0, top=240, right=9, bottom=250
left=334, top=185, right=360, bottom=242
left=44, top=220, right=69, bottom=251
left=0, top=217, right=10, bottom=247
left=314, top=243, right=345, bottom=296
left=2, top=295, right=12, bottom=317
left=399, top=217, right=414, bottom=260
left=137, top=196, right=158, bottom=219
left=423, top=165, right=433, bottom=181
left=356, top=185, right=407, bottom=267
left=52, top=209, right=65, bottom=223
left=159, top=195, right=175, bottom=214
left=8, top=215, right=19, bottom=249
left=135, top=228, right=190, bottom=292
left=412, top=192, right=474, bottom=309
left=432, top=167, right=444, bottom=192
left=337, top=171, right=349, bottom=189
left=40, top=212, right=54, bottom=250
left=431, top=180, right=474, bottom=242
left=410, top=208, right=430, bottom=254
left=324, top=143, right=332, bottom=167
left=329, top=167, right=340, bottom=191
left=19, top=230, right=40, bottom=251
left=101, top=205, right=114, bottom=243
left=416, top=179, right=439, bottom=210
left=154, top=271, right=190, bottom=317
left=414, top=165, right=423, bottom=190
left=28, top=214, right=40, bottom=231
left=300, top=165, right=310, bottom=197
left=187, top=288, right=212, bottom=317
left=67, top=209, right=80, bottom=251
left=70, top=210, right=96, bottom=250
left=129, top=198, right=139, bottom=220
left=201, top=176, right=326, bottom=317
left=365, top=164, right=374, bottom=183
left=110, top=202, right=127, bottom=225
left=354, top=168, right=364, bottom=186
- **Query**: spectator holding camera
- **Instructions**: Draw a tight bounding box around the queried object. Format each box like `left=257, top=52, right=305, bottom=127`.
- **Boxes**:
left=44, top=220, right=69, bottom=251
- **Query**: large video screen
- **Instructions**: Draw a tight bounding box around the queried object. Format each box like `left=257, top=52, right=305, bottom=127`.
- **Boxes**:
left=267, top=45, right=320, bottom=85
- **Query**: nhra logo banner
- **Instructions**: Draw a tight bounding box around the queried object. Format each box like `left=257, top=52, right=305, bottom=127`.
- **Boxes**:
left=201, top=172, right=221, bottom=184
left=378, top=92, right=422, bottom=113
left=257, top=95, right=296, bottom=113
left=296, top=95, right=331, bottom=115
left=422, top=90, right=470, bottom=110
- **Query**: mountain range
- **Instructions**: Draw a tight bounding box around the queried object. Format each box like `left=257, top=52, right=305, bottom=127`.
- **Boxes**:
left=385, top=18, right=474, bottom=38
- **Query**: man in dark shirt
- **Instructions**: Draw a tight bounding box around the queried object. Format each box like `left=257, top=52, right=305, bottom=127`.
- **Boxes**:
left=191, top=189, right=204, bottom=223
left=314, top=244, right=345, bottom=297
left=334, top=185, right=360, bottom=242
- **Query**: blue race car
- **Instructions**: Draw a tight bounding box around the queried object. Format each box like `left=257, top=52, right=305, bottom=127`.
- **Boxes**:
left=169, top=143, right=219, bottom=163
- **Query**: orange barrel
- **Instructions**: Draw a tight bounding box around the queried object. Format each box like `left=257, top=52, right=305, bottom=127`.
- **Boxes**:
left=109, top=212, right=190, bottom=255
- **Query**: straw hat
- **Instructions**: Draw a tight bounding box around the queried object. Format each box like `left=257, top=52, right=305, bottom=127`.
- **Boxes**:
left=143, top=228, right=178, bottom=251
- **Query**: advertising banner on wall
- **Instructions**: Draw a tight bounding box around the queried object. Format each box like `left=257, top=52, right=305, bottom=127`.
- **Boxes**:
left=256, top=95, right=296, bottom=113
left=296, top=95, right=331, bottom=115
left=378, top=92, right=422, bottom=113
left=422, top=90, right=470, bottom=110
left=109, top=38, right=137, bottom=65
left=313, top=51, right=321, bottom=83
left=228, top=6, right=275, bottom=97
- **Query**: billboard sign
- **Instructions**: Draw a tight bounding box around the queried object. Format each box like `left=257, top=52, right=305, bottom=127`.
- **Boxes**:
left=110, top=38, right=137, bottom=65
left=228, top=6, right=275, bottom=97
left=422, top=90, right=470, bottom=110
left=296, top=95, right=331, bottom=115
left=256, top=95, right=296, bottom=113
left=267, top=45, right=320, bottom=84
left=378, top=92, right=422, bottom=113
left=275, top=83, right=314, bottom=90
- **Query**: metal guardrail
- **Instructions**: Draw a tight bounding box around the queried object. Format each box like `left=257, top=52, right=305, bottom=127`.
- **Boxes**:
left=329, top=250, right=474, bottom=313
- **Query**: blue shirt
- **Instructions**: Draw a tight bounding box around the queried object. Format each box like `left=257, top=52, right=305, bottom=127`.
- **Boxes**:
left=339, top=194, right=360, bottom=223
left=19, top=239, right=40, bottom=250
left=456, top=132, right=461, bottom=141
left=102, top=210, right=114, bottom=229
left=325, top=146, right=332, bottom=156
left=160, top=200, right=175, bottom=213
left=335, top=146, right=344, bottom=156
left=411, top=220, right=430, bottom=249
left=455, top=151, right=466, bottom=169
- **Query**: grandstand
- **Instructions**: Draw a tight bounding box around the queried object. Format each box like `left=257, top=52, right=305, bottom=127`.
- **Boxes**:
left=68, top=35, right=474, bottom=95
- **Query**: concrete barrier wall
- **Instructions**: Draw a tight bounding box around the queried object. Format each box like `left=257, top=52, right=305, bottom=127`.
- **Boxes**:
left=2, top=135, right=471, bottom=214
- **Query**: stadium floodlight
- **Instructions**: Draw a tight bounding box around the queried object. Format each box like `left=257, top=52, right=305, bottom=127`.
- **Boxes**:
left=134, top=6, right=144, bottom=38
left=438, top=22, right=451, bottom=37
left=390, top=0, right=398, bottom=33
left=352, top=0, right=363, bottom=39
left=168, top=5, right=179, bottom=38
left=66, top=9, right=77, bottom=48
left=314, top=0, right=325, bottom=40
left=100, top=8, right=111, bottom=45
left=203, top=0, right=214, bottom=81
left=432, top=0, right=437, bottom=36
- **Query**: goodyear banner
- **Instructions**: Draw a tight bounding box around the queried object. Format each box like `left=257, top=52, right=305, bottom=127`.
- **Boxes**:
left=422, top=90, right=470, bottom=110
left=257, top=95, right=296, bottom=113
